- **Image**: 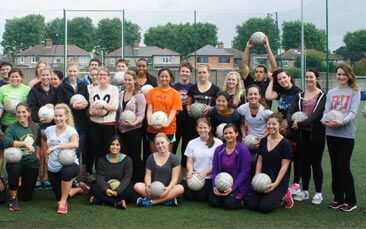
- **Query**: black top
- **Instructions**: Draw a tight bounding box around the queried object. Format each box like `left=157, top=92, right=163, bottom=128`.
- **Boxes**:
left=276, top=86, right=302, bottom=119
left=188, top=83, right=220, bottom=106
left=258, top=137, right=292, bottom=189
left=208, top=107, right=242, bottom=132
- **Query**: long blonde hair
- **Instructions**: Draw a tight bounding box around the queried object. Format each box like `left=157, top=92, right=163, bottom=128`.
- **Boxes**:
left=55, top=103, right=75, bottom=127
left=223, top=71, right=243, bottom=107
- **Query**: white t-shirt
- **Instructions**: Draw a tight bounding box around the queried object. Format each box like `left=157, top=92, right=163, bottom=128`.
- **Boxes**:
left=237, top=103, right=273, bottom=137
left=89, top=84, right=119, bottom=123
left=184, top=137, right=223, bottom=179
left=45, top=125, right=79, bottom=173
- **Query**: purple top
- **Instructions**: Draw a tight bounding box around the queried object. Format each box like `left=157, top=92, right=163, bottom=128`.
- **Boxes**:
left=212, top=142, right=252, bottom=199
left=117, top=91, right=146, bottom=133
left=222, top=153, right=235, bottom=175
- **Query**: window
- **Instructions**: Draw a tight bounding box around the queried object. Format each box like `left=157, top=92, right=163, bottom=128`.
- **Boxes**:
left=146, top=58, right=153, bottom=65
left=79, top=56, right=90, bottom=64
left=255, top=58, right=266, bottom=65
left=19, top=57, right=24, bottom=64
left=110, top=59, right=115, bottom=65
left=219, top=56, right=230, bottom=64
left=284, top=61, right=289, bottom=67
left=197, top=56, right=208, bottom=63
left=31, top=56, right=39, bottom=63
left=162, top=57, right=172, bottom=63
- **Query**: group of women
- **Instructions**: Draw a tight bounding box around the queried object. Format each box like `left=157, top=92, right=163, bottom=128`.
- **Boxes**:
left=0, top=36, right=362, bottom=214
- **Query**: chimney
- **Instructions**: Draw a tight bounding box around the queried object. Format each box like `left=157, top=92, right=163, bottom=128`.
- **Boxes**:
left=45, top=38, right=53, bottom=48
left=217, top=42, right=224, bottom=49
left=133, top=40, right=140, bottom=49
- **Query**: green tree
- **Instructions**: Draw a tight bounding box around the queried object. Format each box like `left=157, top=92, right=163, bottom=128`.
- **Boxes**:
left=294, top=49, right=326, bottom=71
left=343, top=30, right=366, bottom=62
left=144, top=22, right=218, bottom=57
left=95, top=18, right=140, bottom=55
left=282, top=21, right=326, bottom=51
left=68, top=17, right=96, bottom=52
left=45, top=18, right=64, bottom=44
left=1, top=14, right=45, bottom=59
left=232, top=15, right=278, bottom=53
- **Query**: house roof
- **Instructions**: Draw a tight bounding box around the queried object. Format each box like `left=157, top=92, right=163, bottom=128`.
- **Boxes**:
left=106, top=46, right=180, bottom=57
left=224, top=48, right=243, bottom=59
left=17, top=45, right=90, bottom=56
left=280, top=49, right=302, bottom=60
left=188, top=44, right=233, bottom=56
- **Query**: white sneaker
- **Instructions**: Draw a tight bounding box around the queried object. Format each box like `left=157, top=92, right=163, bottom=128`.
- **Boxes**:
left=311, top=193, right=323, bottom=205
left=293, top=190, right=309, bottom=201
left=290, top=183, right=301, bottom=195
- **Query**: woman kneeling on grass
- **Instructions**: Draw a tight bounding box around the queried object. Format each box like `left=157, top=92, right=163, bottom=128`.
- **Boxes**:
left=89, top=135, right=133, bottom=209
left=134, top=133, right=184, bottom=207
left=45, top=104, right=90, bottom=214
left=247, top=113, right=293, bottom=213
left=209, top=123, right=251, bottom=210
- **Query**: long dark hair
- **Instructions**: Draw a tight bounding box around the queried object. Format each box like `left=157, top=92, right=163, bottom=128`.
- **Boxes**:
left=15, top=102, right=38, bottom=140
left=306, top=68, right=321, bottom=89
left=272, top=69, right=295, bottom=91
left=222, top=123, right=240, bottom=142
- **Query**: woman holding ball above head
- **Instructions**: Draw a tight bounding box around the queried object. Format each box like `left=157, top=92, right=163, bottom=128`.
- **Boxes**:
left=287, top=69, right=326, bottom=205
left=146, top=68, right=182, bottom=154
left=89, top=135, right=133, bottom=209
left=209, top=123, right=251, bottom=210
left=45, top=104, right=90, bottom=214
left=134, top=133, right=184, bottom=207
left=322, top=64, right=360, bottom=212
left=182, top=118, right=222, bottom=201
left=117, top=70, right=146, bottom=183
left=247, top=113, right=293, bottom=213
left=3, top=103, right=41, bottom=211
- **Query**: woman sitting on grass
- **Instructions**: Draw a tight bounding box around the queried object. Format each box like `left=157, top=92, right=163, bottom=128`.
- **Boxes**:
left=89, top=135, right=133, bottom=209
left=134, top=133, right=184, bottom=207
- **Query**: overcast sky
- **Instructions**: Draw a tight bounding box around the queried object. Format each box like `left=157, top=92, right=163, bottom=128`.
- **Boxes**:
left=0, top=0, right=364, bottom=52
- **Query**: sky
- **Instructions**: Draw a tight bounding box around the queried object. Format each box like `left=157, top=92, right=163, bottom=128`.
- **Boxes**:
left=0, top=0, right=364, bottom=52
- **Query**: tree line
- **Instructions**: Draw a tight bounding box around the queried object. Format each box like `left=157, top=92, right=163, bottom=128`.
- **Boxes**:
left=1, top=14, right=365, bottom=66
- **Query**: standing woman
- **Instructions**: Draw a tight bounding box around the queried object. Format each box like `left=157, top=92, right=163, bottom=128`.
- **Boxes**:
left=172, top=62, right=194, bottom=168
left=89, top=136, right=133, bottom=209
left=208, top=91, right=242, bottom=137
left=117, top=70, right=146, bottom=183
left=28, top=66, right=59, bottom=190
left=45, top=103, right=88, bottom=214
left=183, top=118, right=222, bottom=201
left=247, top=113, right=293, bottom=213
left=287, top=69, right=326, bottom=204
left=28, top=60, right=48, bottom=88
left=223, top=71, right=246, bottom=108
left=146, top=68, right=182, bottom=153
left=89, top=67, right=119, bottom=170
left=134, top=133, right=184, bottom=207
left=322, top=64, right=360, bottom=212
left=3, top=103, right=41, bottom=211
left=209, top=124, right=251, bottom=210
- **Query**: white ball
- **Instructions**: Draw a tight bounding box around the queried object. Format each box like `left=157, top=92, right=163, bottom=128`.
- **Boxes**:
left=244, top=135, right=259, bottom=149
left=58, top=149, right=76, bottom=166
left=5, top=100, right=20, bottom=114
left=214, top=172, right=233, bottom=192
left=120, top=110, right=136, bottom=122
left=93, top=100, right=108, bottom=116
left=187, top=174, right=205, bottom=191
left=38, top=105, right=54, bottom=123
left=107, top=179, right=121, bottom=191
left=190, top=103, right=205, bottom=119
left=150, top=181, right=165, bottom=198
left=111, top=72, right=125, bottom=86
left=0, top=103, right=4, bottom=117
left=70, top=94, right=87, bottom=106
left=251, top=31, right=266, bottom=46
left=323, top=110, right=344, bottom=122
left=4, top=147, right=22, bottom=163
left=291, top=111, right=308, bottom=122
left=251, top=173, right=272, bottom=193
left=215, top=123, right=227, bottom=139
left=151, top=111, right=168, bottom=126
left=141, top=84, right=154, bottom=96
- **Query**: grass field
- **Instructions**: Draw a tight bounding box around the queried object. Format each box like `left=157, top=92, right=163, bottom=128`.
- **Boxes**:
left=1, top=102, right=366, bottom=228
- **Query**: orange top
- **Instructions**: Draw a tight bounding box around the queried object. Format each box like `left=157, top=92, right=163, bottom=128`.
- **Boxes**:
left=146, top=86, right=182, bottom=134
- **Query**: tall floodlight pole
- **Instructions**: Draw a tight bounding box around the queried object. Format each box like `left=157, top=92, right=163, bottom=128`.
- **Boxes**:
left=121, top=9, right=125, bottom=58
left=300, top=0, right=305, bottom=89
left=194, top=10, right=197, bottom=83
left=326, top=0, right=329, bottom=91
left=64, top=9, right=68, bottom=74
left=275, top=12, right=280, bottom=67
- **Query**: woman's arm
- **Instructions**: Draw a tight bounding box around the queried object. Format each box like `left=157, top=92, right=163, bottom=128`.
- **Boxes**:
left=255, top=155, right=263, bottom=174
left=46, top=133, right=79, bottom=154
left=186, top=157, right=194, bottom=179
left=265, top=74, right=278, bottom=101
left=116, top=157, right=133, bottom=195
left=266, top=159, right=291, bottom=193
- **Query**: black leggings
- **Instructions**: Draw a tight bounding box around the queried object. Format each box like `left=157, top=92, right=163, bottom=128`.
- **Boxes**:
left=119, top=128, right=144, bottom=183
left=48, top=163, right=79, bottom=200
left=88, top=122, right=116, bottom=171
left=327, top=136, right=356, bottom=205
left=291, top=140, right=302, bottom=184
left=0, top=177, right=6, bottom=203
left=300, top=132, right=325, bottom=192
left=208, top=190, right=243, bottom=210
left=6, top=163, right=38, bottom=201
left=247, top=186, right=287, bottom=213
left=182, top=179, right=211, bottom=202
left=90, top=181, right=134, bottom=207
